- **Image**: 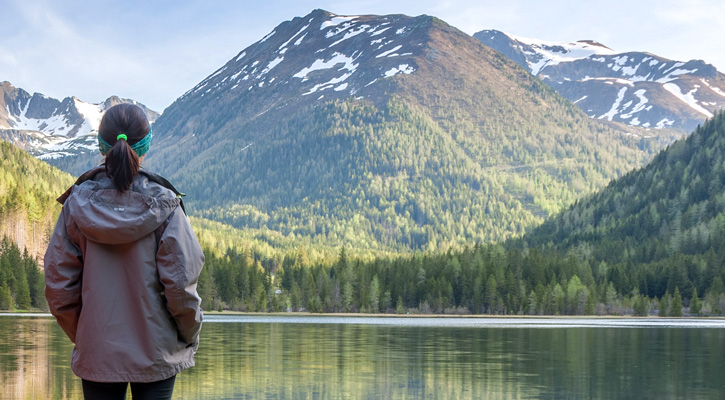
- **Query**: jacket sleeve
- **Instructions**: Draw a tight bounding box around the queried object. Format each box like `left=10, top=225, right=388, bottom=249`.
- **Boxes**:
left=44, top=209, right=83, bottom=343
left=156, top=207, right=205, bottom=345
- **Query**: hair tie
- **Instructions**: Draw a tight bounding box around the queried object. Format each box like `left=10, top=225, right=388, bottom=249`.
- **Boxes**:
left=99, top=129, right=152, bottom=156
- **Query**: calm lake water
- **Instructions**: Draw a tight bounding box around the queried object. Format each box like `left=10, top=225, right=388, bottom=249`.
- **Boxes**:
left=2, top=314, right=724, bottom=399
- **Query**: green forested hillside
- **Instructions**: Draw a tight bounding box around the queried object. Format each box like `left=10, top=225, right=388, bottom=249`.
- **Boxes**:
left=521, top=111, right=725, bottom=266
left=160, top=96, right=658, bottom=253
left=0, top=141, right=74, bottom=259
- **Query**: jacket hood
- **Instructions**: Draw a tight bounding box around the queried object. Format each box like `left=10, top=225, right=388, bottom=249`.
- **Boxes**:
left=62, top=171, right=180, bottom=245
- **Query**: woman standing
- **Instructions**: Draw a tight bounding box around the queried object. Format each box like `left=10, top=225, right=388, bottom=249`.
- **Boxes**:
left=44, top=103, right=204, bottom=399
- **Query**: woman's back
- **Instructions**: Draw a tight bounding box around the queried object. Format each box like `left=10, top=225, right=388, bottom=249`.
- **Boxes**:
left=45, top=103, right=204, bottom=398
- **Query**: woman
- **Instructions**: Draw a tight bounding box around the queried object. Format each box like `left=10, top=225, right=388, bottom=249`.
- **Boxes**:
left=44, top=103, right=204, bottom=400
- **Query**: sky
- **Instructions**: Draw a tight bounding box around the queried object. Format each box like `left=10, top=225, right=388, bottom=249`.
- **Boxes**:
left=2, top=0, right=724, bottom=112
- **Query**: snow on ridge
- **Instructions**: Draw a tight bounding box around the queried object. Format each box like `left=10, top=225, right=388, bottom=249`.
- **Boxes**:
left=509, top=32, right=618, bottom=75
left=701, top=78, right=725, bottom=97
left=294, top=33, right=307, bottom=46
left=293, top=52, right=359, bottom=81
left=280, top=24, right=311, bottom=50
left=599, top=87, right=628, bottom=121
left=2, top=99, right=70, bottom=136
left=655, top=68, right=699, bottom=84
left=260, top=57, right=285, bottom=76
left=72, top=98, right=104, bottom=138
left=260, top=30, right=276, bottom=43
left=302, top=72, right=354, bottom=95
left=370, top=26, right=391, bottom=37
left=329, top=25, right=369, bottom=48
left=508, top=32, right=617, bottom=56
left=620, top=89, right=649, bottom=120
left=663, top=83, right=714, bottom=118
left=582, top=77, right=635, bottom=87
left=376, top=45, right=403, bottom=58
left=656, top=118, right=675, bottom=129
left=321, top=15, right=358, bottom=30
left=384, top=64, right=415, bottom=78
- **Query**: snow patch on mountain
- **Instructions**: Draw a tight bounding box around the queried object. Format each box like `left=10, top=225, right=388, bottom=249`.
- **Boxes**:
left=508, top=33, right=617, bottom=75
left=294, top=52, right=359, bottom=81
left=321, top=16, right=357, bottom=30
left=600, top=87, right=628, bottom=121
left=663, top=83, right=713, bottom=118
left=384, top=64, right=415, bottom=77
left=6, top=102, right=62, bottom=134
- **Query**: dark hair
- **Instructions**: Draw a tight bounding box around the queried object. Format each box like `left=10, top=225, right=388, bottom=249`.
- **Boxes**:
left=98, top=104, right=151, bottom=191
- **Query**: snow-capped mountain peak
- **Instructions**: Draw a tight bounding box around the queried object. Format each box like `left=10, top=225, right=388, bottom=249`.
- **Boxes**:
left=475, top=29, right=725, bottom=133
left=0, top=81, right=160, bottom=160
left=503, top=32, right=618, bottom=75
left=174, top=10, right=423, bottom=114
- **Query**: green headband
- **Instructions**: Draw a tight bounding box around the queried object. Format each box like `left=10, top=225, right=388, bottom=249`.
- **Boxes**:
left=98, top=129, right=153, bottom=156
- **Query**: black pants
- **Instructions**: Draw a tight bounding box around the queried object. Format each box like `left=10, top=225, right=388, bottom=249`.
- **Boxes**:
left=81, top=375, right=176, bottom=400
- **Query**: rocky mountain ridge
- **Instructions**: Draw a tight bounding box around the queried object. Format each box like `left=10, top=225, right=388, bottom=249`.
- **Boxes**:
left=474, top=30, right=725, bottom=133
left=0, top=81, right=159, bottom=160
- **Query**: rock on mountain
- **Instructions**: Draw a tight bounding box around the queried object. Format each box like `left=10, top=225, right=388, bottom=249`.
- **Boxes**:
left=474, top=30, right=725, bottom=133
left=0, top=81, right=160, bottom=161
left=146, top=9, right=659, bottom=250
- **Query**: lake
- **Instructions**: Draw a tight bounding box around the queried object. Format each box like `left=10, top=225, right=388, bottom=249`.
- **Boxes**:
left=2, top=314, right=724, bottom=399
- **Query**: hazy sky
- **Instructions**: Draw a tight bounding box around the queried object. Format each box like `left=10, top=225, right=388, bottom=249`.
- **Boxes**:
left=2, top=0, right=724, bottom=111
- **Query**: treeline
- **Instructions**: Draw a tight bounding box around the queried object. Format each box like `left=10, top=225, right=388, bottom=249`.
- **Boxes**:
left=197, top=243, right=724, bottom=316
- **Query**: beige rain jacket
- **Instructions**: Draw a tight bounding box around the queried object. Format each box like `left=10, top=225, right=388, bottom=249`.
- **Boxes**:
left=44, top=167, right=204, bottom=383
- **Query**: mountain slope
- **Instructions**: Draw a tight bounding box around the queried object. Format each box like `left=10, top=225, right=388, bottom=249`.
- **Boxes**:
left=145, top=10, right=660, bottom=251
left=0, top=81, right=160, bottom=170
left=520, top=110, right=725, bottom=264
left=474, top=30, right=725, bottom=133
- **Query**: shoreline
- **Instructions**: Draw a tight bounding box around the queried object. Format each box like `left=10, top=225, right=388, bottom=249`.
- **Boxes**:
left=3, top=310, right=724, bottom=320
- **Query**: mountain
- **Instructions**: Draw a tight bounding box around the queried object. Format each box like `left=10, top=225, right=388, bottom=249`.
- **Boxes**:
left=0, top=81, right=160, bottom=165
left=143, top=9, right=667, bottom=252
left=474, top=30, right=725, bottom=134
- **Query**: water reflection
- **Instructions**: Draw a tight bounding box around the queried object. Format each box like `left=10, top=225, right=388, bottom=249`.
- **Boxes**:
left=1, top=315, right=724, bottom=399
left=0, top=316, right=80, bottom=399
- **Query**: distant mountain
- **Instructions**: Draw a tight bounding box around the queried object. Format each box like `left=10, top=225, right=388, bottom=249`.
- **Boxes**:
left=474, top=30, right=725, bottom=133
left=0, top=81, right=160, bottom=163
left=144, top=9, right=662, bottom=251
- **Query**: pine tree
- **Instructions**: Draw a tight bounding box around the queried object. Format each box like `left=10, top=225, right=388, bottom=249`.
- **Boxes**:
left=633, top=295, right=648, bottom=317
left=689, top=293, right=702, bottom=316
left=670, top=288, right=683, bottom=317
left=369, top=275, right=380, bottom=313
left=659, top=293, right=670, bottom=317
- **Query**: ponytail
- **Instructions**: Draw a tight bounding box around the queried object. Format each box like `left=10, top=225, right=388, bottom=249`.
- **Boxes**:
left=104, top=135, right=141, bottom=191
left=97, top=103, right=152, bottom=192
